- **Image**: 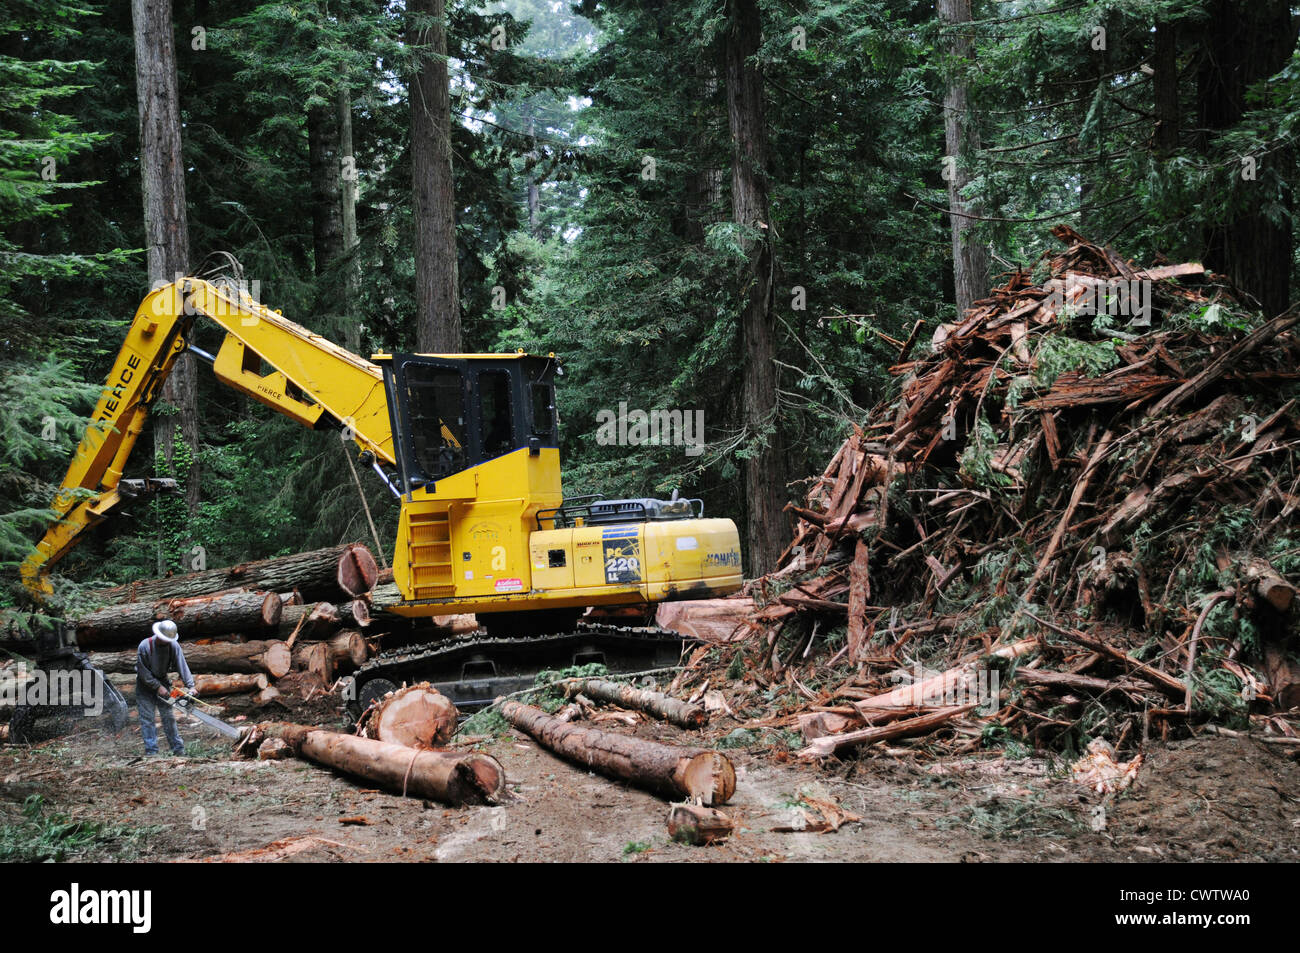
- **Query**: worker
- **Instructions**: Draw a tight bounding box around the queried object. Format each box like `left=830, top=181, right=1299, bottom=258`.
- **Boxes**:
left=134, top=619, right=197, bottom=756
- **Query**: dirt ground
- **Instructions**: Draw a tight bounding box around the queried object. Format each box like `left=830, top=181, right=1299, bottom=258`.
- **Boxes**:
left=3, top=691, right=1299, bottom=863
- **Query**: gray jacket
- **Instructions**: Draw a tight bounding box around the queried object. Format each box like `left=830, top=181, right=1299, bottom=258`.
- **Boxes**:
left=135, top=636, right=195, bottom=694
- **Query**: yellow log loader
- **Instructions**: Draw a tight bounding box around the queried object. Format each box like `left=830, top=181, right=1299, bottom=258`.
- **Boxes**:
left=19, top=278, right=743, bottom=713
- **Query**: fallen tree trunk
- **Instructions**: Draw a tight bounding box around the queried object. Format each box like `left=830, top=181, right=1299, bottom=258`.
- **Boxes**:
left=356, top=683, right=457, bottom=748
left=89, top=544, right=379, bottom=606
left=564, top=678, right=706, bottom=729
left=89, top=640, right=291, bottom=679
left=499, top=700, right=735, bottom=804
left=280, top=600, right=371, bottom=641
left=238, top=722, right=505, bottom=805
left=75, top=591, right=282, bottom=648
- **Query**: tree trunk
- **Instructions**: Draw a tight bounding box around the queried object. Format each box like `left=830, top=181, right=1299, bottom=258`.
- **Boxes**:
left=356, top=682, right=457, bottom=748
left=1152, top=20, right=1180, bottom=156
left=409, top=0, right=461, bottom=351
left=938, top=0, right=988, bottom=315
left=500, top=700, right=736, bottom=804
left=90, top=639, right=291, bottom=678
left=1196, top=0, right=1297, bottom=317
left=239, top=723, right=505, bottom=805
left=725, top=0, right=784, bottom=576
left=307, top=102, right=343, bottom=277
left=565, top=678, right=707, bottom=729
left=132, top=0, right=199, bottom=514
left=279, top=600, right=371, bottom=640
left=338, top=86, right=361, bottom=352
left=90, top=543, right=379, bottom=605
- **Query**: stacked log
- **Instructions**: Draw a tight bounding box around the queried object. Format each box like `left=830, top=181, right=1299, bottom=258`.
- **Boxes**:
left=90, top=640, right=292, bottom=679
left=89, top=543, right=379, bottom=605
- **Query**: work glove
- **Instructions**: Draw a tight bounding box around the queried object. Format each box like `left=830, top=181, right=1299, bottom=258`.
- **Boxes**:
left=157, top=686, right=170, bottom=698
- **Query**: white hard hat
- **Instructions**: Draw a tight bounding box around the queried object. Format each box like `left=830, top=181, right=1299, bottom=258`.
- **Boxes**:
left=152, top=619, right=179, bottom=641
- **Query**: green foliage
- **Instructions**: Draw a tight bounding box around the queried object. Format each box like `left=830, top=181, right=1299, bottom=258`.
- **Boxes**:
left=1032, top=336, right=1121, bottom=390
left=0, top=795, right=163, bottom=862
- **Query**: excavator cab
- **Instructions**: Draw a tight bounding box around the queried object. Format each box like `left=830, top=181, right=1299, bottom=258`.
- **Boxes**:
left=377, top=353, right=560, bottom=494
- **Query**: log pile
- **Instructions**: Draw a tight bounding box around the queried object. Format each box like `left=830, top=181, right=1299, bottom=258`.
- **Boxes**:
left=671, top=226, right=1300, bottom=758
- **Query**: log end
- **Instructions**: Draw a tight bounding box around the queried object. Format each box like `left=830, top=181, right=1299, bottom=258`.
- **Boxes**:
left=681, top=751, right=737, bottom=806
left=263, top=642, right=292, bottom=679
left=339, top=544, right=379, bottom=597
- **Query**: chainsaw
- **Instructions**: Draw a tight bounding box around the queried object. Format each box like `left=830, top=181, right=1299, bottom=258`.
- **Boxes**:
left=160, top=688, right=243, bottom=740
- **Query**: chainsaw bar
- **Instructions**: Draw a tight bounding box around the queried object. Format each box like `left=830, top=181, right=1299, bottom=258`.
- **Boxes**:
left=348, top=622, right=695, bottom=712
left=163, top=694, right=243, bottom=740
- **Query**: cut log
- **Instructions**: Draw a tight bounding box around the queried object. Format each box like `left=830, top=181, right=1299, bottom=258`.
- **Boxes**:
left=1264, top=646, right=1300, bottom=711
left=564, top=678, right=707, bottom=729
left=356, top=683, right=457, bottom=748
left=238, top=722, right=505, bottom=805
left=257, top=737, right=292, bottom=760
left=185, top=673, right=268, bottom=696
left=1245, top=559, right=1296, bottom=612
left=164, top=591, right=282, bottom=637
left=279, top=602, right=339, bottom=641
left=88, top=639, right=291, bottom=679
left=253, top=686, right=282, bottom=706
left=292, top=631, right=367, bottom=683
left=74, top=591, right=281, bottom=648
left=88, top=543, right=380, bottom=606
left=500, top=700, right=735, bottom=805
left=667, top=804, right=734, bottom=845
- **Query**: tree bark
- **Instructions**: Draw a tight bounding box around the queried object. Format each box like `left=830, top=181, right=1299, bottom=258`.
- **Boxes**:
left=307, top=102, right=343, bottom=276
left=500, top=700, right=736, bottom=804
left=356, top=682, right=457, bottom=748
left=409, top=0, right=461, bottom=351
left=338, top=86, right=360, bottom=352
left=187, top=673, right=268, bottom=696
left=90, top=639, right=291, bottom=678
left=131, top=0, right=199, bottom=514
left=564, top=678, right=707, bottom=729
left=1195, top=0, right=1297, bottom=317
left=938, top=0, right=989, bottom=316
left=90, top=544, right=379, bottom=605
left=74, top=590, right=281, bottom=647
left=239, top=723, right=505, bottom=805
left=725, top=0, right=784, bottom=576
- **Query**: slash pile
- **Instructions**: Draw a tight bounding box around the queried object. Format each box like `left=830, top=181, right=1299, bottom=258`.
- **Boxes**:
left=674, top=226, right=1300, bottom=760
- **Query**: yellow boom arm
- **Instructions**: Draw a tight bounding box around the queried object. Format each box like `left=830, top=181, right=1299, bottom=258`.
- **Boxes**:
left=21, top=278, right=394, bottom=597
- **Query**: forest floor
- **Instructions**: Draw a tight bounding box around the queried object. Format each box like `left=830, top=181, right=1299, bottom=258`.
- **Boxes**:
left=3, top=692, right=1299, bottom=863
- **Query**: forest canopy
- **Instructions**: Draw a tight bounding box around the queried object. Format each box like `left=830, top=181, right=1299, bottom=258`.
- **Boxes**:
left=1, top=0, right=1296, bottom=609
